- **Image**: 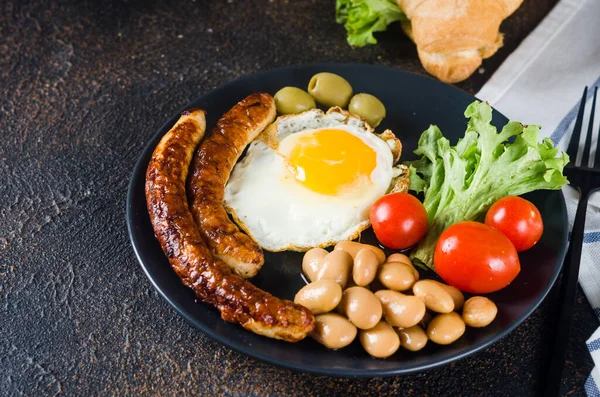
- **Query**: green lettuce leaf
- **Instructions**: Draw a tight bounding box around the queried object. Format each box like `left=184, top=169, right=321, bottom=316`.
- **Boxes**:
left=406, top=101, right=569, bottom=270
left=335, top=0, right=405, bottom=47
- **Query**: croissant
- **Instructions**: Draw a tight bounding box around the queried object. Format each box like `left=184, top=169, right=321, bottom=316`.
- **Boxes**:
left=397, top=0, right=523, bottom=83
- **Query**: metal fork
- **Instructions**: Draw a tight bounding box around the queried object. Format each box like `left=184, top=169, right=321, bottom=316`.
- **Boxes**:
left=544, top=86, right=600, bottom=396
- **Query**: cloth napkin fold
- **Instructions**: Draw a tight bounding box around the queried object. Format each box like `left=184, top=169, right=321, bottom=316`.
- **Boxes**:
left=475, top=0, right=600, bottom=394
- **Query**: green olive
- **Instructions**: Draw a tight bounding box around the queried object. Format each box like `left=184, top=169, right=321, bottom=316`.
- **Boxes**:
left=348, top=93, right=386, bottom=127
left=307, top=72, right=353, bottom=108
left=274, top=87, right=316, bottom=115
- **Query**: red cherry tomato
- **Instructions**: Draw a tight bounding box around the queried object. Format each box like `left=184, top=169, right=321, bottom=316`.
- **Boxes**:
left=369, top=193, right=428, bottom=250
left=434, top=221, right=520, bottom=294
left=484, top=196, right=544, bottom=252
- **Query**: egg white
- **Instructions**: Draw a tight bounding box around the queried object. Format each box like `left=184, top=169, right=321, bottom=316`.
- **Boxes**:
left=224, top=108, right=405, bottom=252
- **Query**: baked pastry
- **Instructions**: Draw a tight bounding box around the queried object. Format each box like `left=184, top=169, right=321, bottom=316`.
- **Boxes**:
left=398, top=0, right=524, bottom=83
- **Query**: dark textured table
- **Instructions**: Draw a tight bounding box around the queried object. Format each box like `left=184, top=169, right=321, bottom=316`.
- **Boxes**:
left=1, top=1, right=597, bottom=396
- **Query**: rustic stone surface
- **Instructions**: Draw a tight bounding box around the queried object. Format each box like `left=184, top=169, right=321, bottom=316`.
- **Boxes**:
left=1, top=0, right=595, bottom=396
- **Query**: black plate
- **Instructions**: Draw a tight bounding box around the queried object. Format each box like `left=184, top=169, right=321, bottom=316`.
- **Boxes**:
left=126, top=63, right=568, bottom=377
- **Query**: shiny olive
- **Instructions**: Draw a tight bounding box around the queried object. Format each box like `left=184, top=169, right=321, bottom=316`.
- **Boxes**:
left=348, top=93, right=386, bottom=127
left=311, top=313, right=357, bottom=349
left=294, top=280, right=343, bottom=314
left=397, top=325, right=428, bottom=352
left=427, top=312, right=466, bottom=345
left=359, top=321, right=400, bottom=358
left=462, top=296, right=498, bottom=327
left=308, top=72, right=353, bottom=108
left=274, top=86, right=316, bottom=115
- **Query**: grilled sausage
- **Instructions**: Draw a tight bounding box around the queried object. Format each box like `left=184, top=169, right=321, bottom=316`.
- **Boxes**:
left=145, top=108, right=315, bottom=342
left=188, top=93, right=276, bottom=279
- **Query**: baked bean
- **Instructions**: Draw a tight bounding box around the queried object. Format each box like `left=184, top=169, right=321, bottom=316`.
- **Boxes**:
left=412, top=280, right=455, bottom=313
left=359, top=321, right=400, bottom=358
left=427, top=312, right=466, bottom=345
left=294, top=280, right=343, bottom=314
left=353, top=248, right=379, bottom=286
left=386, top=253, right=411, bottom=265
left=337, top=286, right=382, bottom=330
left=386, top=253, right=420, bottom=280
left=302, top=248, right=328, bottom=282
left=311, top=313, right=357, bottom=349
left=315, top=250, right=353, bottom=287
left=374, top=290, right=426, bottom=328
left=441, top=284, right=465, bottom=311
left=378, top=262, right=416, bottom=291
left=397, top=325, right=428, bottom=352
left=462, top=296, right=498, bottom=327
left=334, top=241, right=386, bottom=265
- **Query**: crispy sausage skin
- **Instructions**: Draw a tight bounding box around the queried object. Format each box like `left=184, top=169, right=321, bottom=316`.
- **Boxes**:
left=188, top=93, right=276, bottom=279
left=145, top=108, right=315, bottom=342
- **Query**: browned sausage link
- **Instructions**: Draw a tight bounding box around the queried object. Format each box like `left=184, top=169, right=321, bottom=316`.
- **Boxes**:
left=146, top=109, right=315, bottom=342
left=188, top=93, right=276, bottom=279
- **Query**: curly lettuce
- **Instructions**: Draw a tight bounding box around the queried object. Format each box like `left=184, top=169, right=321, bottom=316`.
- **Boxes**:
left=335, top=0, right=405, bottom=47
left=406, top=101, right=569, bottom=270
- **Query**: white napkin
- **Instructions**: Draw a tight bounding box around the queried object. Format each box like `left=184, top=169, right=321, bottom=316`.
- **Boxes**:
left=475, top=0, right=600, bottom=394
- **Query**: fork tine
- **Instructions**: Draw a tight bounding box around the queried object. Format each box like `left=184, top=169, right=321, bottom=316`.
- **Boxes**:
left=581, top=87, right=597, bottom=167
left=592, top=87, right=600, bottom=169
left=566, top=87, right=588, bottom=165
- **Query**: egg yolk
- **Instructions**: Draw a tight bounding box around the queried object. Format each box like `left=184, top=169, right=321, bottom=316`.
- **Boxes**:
left=288, top=128, right=377, bottom=195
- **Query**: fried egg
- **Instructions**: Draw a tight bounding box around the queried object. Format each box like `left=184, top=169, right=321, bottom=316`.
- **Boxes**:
left=224, top=107, right=409, bottom=252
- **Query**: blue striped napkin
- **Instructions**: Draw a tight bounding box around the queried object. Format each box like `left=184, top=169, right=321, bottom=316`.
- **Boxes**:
left=476, top=0, right=600, bottom=394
